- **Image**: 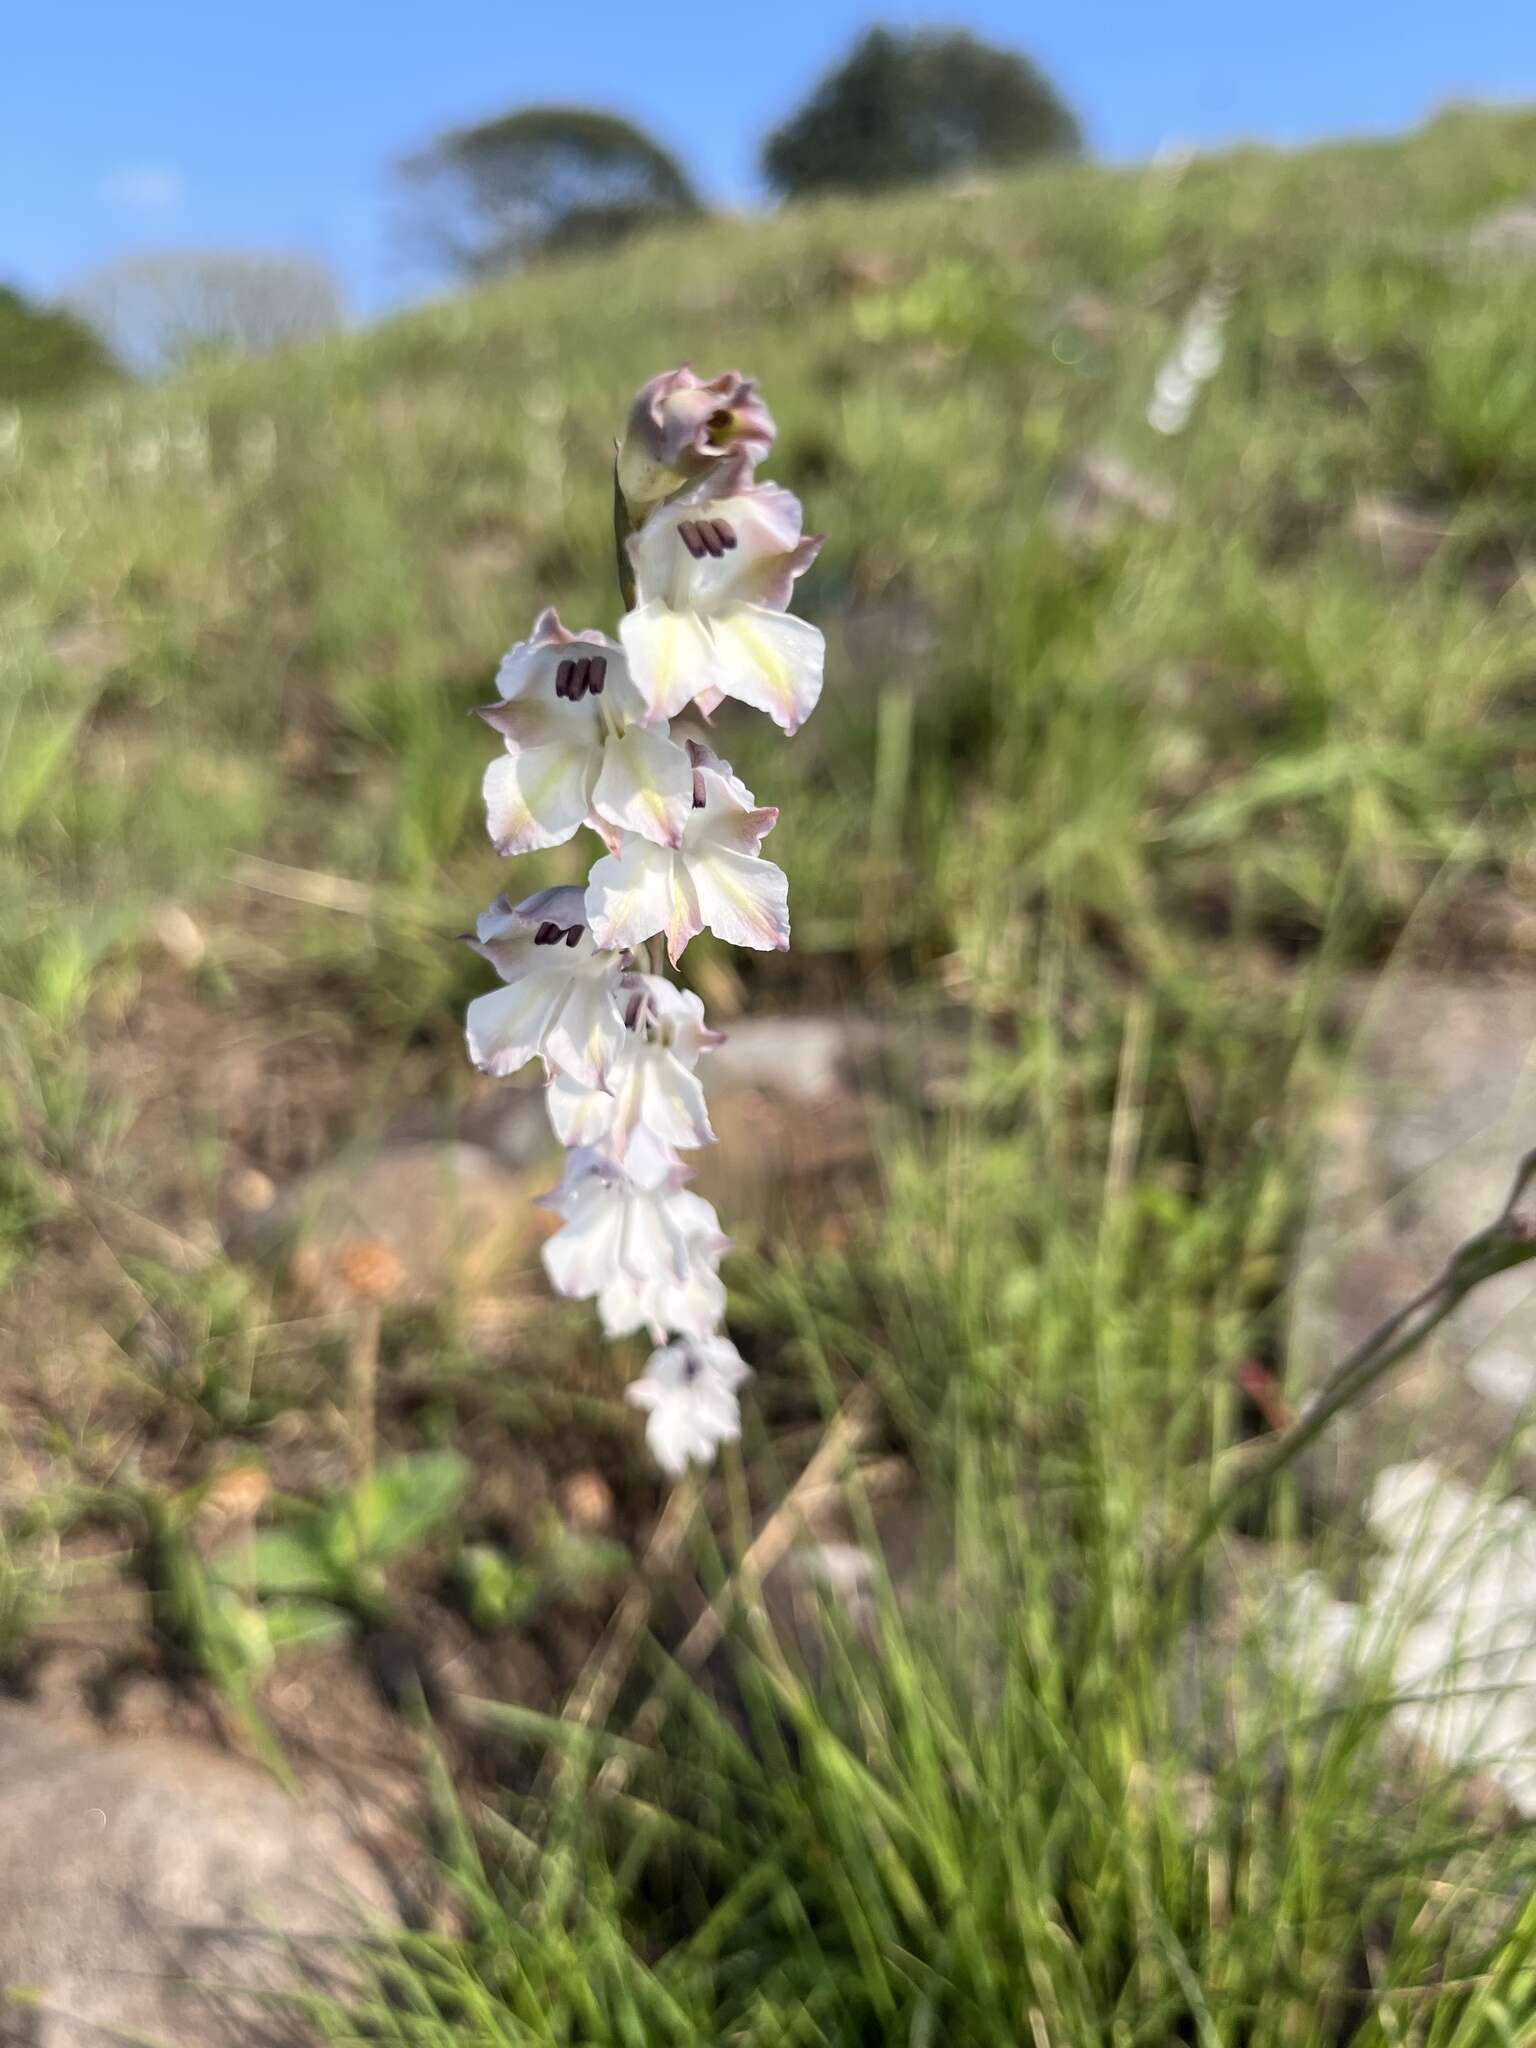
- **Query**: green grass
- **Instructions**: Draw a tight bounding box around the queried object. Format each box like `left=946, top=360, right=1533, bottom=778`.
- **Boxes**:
left=5, top=104, right=1536, bottom=2042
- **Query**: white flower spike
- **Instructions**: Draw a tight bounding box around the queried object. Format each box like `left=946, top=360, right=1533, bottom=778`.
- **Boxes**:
left=466, top=365, right=826, bottom=1474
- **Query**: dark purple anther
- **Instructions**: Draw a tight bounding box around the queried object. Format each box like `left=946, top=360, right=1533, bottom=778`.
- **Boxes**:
left=691, top=769, right=707, bottom=809
left=678, top=520, right=707, bottom=561
left=563, top=924, right=583, bottom=948
left=624, top=991, right=645, bottom=1031
left=555, top=658, right=574, bottom=699
left=535, top=922, right=560, bottom=945
left=588, top=655, right=606, bottom=695
left=713, top=519, right=738, bottom=551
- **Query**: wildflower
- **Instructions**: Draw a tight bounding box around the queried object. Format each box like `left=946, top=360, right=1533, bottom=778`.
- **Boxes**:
left=547, top=975, right=723, bottom=1189
left=464, top=888, right=628, bottom=1088
left=584, top=745, right=788, bottom=963
left=625, top=1335, right=752, bottom=1475
left=616, top=366, right=776, bottom=514
left=480, top=609, right=693, bottom=854
left=620, top=451, right=825, bottom=734
left=540, top=1151, right=729, bottom=1342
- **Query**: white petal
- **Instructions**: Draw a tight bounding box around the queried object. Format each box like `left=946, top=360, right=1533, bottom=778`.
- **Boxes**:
left=547, top=1071, right=619, bottom=1151
left=586, top=837, right=702, bottom=963
left=687, top=841, right=790, bottom=954
left=653, top=1258, right=729, bottom=1341
left=629, top=479, right=806, bottom=614
left=611, top=1049, right=715, bottom=1188
left=483, top=744, right=593, bottom=855
left=465, top=973, right=565, bottom=1078
left=619, top=601, right=721, bottom=723
left=496, top=613, right=623, bottom=703
left=592, top=723, right=693, bottom=849
left=542, top=1179, right=627, bottom=1301
left=708, top=605, right=825, bottom=735
left=541, top=971, right=628, bottom=1089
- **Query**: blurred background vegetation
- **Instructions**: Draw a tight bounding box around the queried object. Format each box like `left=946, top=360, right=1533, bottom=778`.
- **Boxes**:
left=5, top=16, right=1536, bottom=2040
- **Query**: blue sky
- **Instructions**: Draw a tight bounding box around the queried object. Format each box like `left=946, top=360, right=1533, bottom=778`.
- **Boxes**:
left=5, top=1, right=1535, bottom=316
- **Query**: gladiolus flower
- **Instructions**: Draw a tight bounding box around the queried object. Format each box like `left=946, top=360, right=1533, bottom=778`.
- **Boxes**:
left=625, top=1335, right=751, bottom=1475
left=464, top=888, right=628, bottom=1089
left=547, top=975, right=723, bottom=1188
left=617, top=366, right=776, bottom=513
left=480, top=609, right=693, bottom=855
left=540, top=1151, right=729, bottom=1342
left=620, top=452, right=825, bottom=735
left=583, top=747, right=788, bottom=964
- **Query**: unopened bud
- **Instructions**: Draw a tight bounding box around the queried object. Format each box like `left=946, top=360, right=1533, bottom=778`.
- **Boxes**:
left=617, top=367, right=774, bottom=514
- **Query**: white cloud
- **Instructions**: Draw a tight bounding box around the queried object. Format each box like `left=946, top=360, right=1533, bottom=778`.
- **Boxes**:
left=101, top=163, right=184, bottom=213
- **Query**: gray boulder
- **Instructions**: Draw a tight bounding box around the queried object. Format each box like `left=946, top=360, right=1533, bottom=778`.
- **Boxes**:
left=0, top=1707, right=398, bottom=2045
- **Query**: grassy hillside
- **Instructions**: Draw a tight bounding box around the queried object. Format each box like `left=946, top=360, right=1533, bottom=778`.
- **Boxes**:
left=5, top=106, right=1536, bottom=2041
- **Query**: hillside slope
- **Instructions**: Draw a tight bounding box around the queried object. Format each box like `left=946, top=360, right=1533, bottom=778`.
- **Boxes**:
left=3, top=106, right=1536, bottom=2044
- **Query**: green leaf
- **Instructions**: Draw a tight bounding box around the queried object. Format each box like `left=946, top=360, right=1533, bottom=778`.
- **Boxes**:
left=260, top=1599, right=355, bottom=1652
left=456, top=1544, right=541, bottom=1631
left=345, top=1452, right=468, bottom=1564
left=228, top=1525, right=339, bottom=1599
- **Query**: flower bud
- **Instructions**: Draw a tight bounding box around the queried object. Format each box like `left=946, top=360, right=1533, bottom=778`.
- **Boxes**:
left=617, top=366, right=775, bottom=513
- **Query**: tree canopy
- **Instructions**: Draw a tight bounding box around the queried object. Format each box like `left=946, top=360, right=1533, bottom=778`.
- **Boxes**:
left=0, top=285, right=117, bottom=404
left=762, top=28, right=1083, bottom=201
left=396, top=107, right=702, bottom=279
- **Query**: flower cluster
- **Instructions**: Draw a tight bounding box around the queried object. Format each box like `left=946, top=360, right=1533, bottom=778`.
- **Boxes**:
left=465, top=367, right=824, bottom=1475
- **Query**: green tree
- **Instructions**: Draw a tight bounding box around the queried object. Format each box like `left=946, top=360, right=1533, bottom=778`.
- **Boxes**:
left=762, top=27, right=1083, bottom=201
left=396, top=107, right=702, bottom=279
left=0, top=285, right=117, bottom=404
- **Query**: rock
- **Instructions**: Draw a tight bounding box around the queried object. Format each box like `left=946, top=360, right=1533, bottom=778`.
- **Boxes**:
left=0, top=1706, right=398, bottom=2046
left=1267, top=1460, right=1536, bottom=1818
left=239, top=1140, right=549, bottom=1307
left=707, top=1017, right=850, bottom=1103
left=1290, top=974, right=1536, bottom=1507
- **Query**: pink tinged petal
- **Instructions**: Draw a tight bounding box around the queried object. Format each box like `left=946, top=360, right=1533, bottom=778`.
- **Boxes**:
left=591, top=723, right=693, bottom=849
left=495, top=612, right=621, bottom=703
left=483, top=745, right=594, bottom=855
left=688, top=842, right=790, bottom=954
left=464, top=973, right=566, bottom=1078
left=629, top=475, right=810, bottom=614
left=707, top=605, right=825, bottom=734
left=619, top=601, right=720, bottom=724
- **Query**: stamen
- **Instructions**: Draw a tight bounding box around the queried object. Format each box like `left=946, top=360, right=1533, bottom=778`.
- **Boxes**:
left=624, top=992, right=645, bottom=1031
left=555, top=658, right=574, bottom=699
left=588, top=655, right=606, bottom=695
left=678, top=520, right=707, bottom=560
left=535, top=922, right=560, bottom=945
left=712, top=518, right=738, bottom=551
left=563, top=924, right=583, bottom=948
left=699, top=522, right=725, bottom=559
left=692, top=770, right=707, bottom=809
